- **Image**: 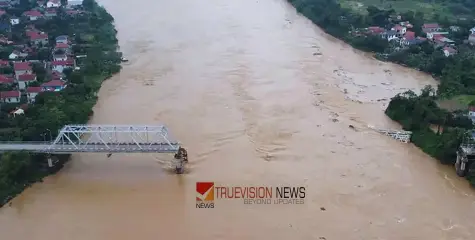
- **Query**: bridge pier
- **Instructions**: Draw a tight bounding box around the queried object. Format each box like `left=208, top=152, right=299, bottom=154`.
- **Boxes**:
left=174, top=147, right=188, bottom=174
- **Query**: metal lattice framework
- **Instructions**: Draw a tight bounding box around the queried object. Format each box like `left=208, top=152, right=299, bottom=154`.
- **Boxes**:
left=45, top=124, right=181, bottom=153
left=368, top=125, right=412, bottom=143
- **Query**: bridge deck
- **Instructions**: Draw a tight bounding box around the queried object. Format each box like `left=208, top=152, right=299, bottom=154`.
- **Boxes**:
left=0, top=142, right=181, bottom=154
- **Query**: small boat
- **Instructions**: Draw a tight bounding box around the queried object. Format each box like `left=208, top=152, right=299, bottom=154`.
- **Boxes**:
left=121, top=57, right=129, bottom=62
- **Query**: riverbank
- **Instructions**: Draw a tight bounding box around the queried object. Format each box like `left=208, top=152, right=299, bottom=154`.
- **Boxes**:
left=0, top=1, right=122, bottom=207
left=287, top=0, right=475, bottom=186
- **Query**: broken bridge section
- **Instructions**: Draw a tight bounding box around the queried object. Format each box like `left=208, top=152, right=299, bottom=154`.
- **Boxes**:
left=368, top=125, right=412, bottom=143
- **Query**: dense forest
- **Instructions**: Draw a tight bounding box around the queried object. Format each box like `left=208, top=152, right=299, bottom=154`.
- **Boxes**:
left=288, top=0, right=475, bottom=186
left=0, top=0, right=122, bottom=206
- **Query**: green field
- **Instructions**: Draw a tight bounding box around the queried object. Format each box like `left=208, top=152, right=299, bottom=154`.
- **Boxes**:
left=437, top=95, right=475, bottom=111
left=339, top=0, right=453, bottom=19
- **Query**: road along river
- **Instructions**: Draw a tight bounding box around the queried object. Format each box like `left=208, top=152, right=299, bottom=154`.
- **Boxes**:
left=1, top=0, right=475, bottom=239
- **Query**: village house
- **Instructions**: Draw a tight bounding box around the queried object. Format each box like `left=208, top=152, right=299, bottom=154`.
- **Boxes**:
left=9, top=50, right=28, bottom=59
left=54, top=43, right=71, bottom=53
left=450, top=26, right=461, bottom=32
left=23, top=10, right=43, bottom=21
left=37, top=0, right=46, bottom=7
left=17, top=73, right=37, bottom=90
left=10, top=17, right=19, bottom=25
left=46, top=0, right=61, bottom=8
left=26, top=86, right=42, bottom=103
left=67, top=0, right=83, bottom=7
left=51, top=59, right=74, bottom=73
left=55, top=35, right=69, bottom=44
left=0, top=90, right=20, bottom=103
left=399, top=21, right=413, bottom=28
left=0, top=36, right=14, bottom=45
left=366, top=26, right=385, bottom=35
left=0, top=1, right=11, bottom=9
left=0, top=74, right=13, bottom=85
left=468, top=34, right=475, bottom=45
left=470, top=27, right=475, bottom=35
left=391, top=24, right=407, bottom=37
left=381, top=30, right=398, bottom=41
left=422, top=23, right=442, bottom=33
left=27, top=31, right=48, bottom=45
left=45, top=8, right=57, bottom=18
left=426, top=31, right=449, bottom=40
left=53, top=52, right=67, bottom=61
left=13, top=62, right=32, bottom=76
left=400, top=31, right=425, bottom=46
left=443, top=46, right=457, bottom=57
left=41, top=79, right=66, bottom=91
left=468, top=106, right=475, bottom=124
left=0, top=60, right=9, bottom=67
left=51, top=70, right=63, bottom=80
left=433, top=34, right=455, bottom=47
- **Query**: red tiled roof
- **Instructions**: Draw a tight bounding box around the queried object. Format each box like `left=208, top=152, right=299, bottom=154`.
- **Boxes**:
left=0, top=75, right=13, bottom=84
left=0, top=10, right=5, bottom=16
left=14, top=62, right=32, bottom=71
left=367, top=26, right=385, bottom=34
left=0, top=91, right=20, bottom=98
left=28, top=31, right=48, bottom=40
left=18, top=74, right=36, bottom=81
left=27, top=86, right=43, bottom=93
left=404, top=31, right=415, bottom=40
left=393, top=25, right=403, bottom=30
left=443, top=47, right=457, bottom=53
left=423, top=23, right=440, bottom=29
left=41, top=79, right=65, bottom=87
left=469, top=106, right=475, bottom=112
left=0, top=60, right=9, bottom=66
left=433, top=34, right=444, bottom=40
left=0, top=2, right=9, bottom=7
left=23, top=10, right=43, bottom=17
left=55, top=43, right=69, bottom=48
left=46, top=8, right=57, bottom=13
left=52, top=60, right=74, bottom=66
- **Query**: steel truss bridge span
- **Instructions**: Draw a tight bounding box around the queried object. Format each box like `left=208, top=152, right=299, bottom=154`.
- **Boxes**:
left=0, top=125, right=189, bottom=174
left=0, top=125, right=181, bottom=154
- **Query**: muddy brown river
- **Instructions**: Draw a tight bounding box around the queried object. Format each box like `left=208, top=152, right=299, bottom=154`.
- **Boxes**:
left=1, top=0, right=475, bottom=239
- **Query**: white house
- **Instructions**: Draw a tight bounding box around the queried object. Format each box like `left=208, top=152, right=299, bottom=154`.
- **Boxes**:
left=52, top=59, right=74, bottom=73
left=0, top=91, right=20, bottom=103
left=381, top=30, right=398, bottom=42
left=53, top=53, right=67, bottom=61
left=9, top=51, right=28, bottom=60
left=26, top=86, right=43, bottom=103
left=13, top=62, right=32, bottom=76
left=68, top=0, right=83, bottom=6
left=391, top=24, right=407, bottom=37
left=443, top=47, right=457, bottom=57
left=10, top=18, right=19, bottom=25
left=426, top=32, right=449, bottom=40
left=470, top=27, right=475, bottom=35
left=46, top=0, right=61, bottom=8
left=17, top=74, right=37, bottom=90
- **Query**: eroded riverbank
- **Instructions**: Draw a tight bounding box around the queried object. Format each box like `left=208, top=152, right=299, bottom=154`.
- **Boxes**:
left=1, top=0, right=474, bottom=239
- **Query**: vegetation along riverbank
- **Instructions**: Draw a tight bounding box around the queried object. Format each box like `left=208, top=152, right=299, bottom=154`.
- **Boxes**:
left=0, top=0, right=122, bottom=207
left=288, top=0, right=475, bottom=186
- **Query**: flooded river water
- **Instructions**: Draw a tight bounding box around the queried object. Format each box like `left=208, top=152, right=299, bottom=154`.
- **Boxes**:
left=1, top=0, right=475, bottom=239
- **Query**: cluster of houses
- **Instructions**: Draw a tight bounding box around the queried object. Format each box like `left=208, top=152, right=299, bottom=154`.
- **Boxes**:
left=0, top=0, right=84, bottom=107
left=358, top=20, right=463, bottom=57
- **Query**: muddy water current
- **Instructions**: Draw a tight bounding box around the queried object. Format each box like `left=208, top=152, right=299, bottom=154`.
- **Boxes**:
left=1, top=0, right=475, bottom=239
